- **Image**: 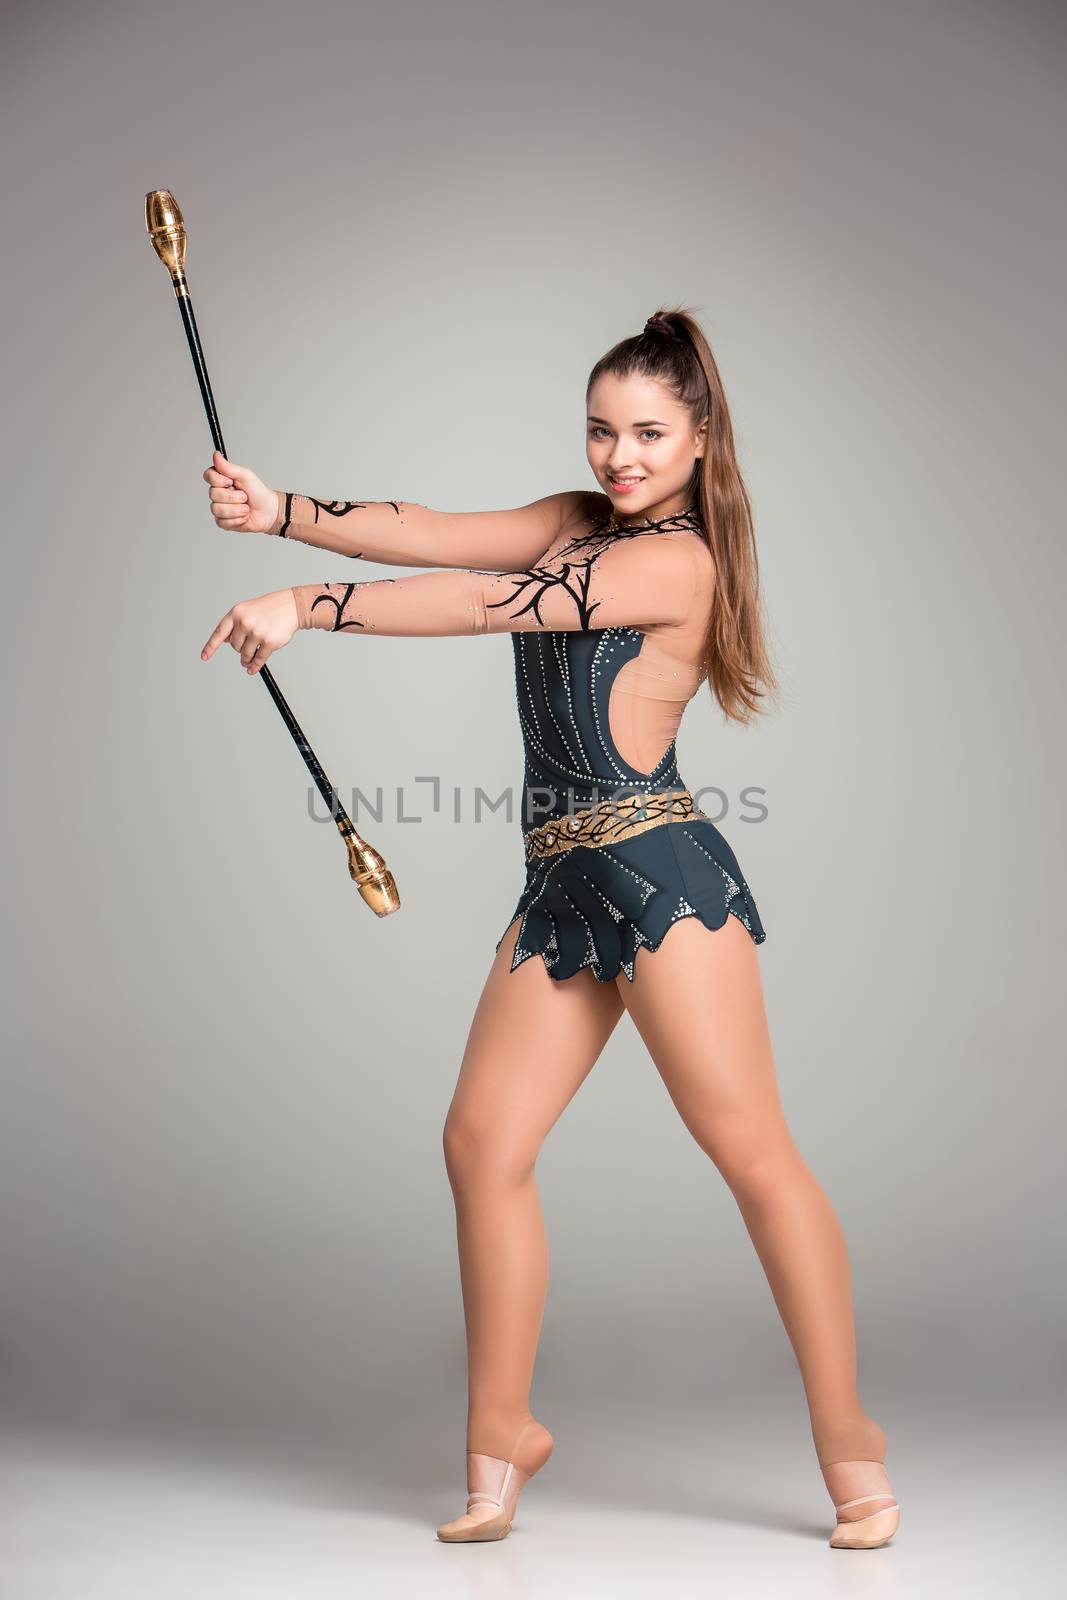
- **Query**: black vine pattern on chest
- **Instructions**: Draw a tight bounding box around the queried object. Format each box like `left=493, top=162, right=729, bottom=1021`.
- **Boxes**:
left=554, top=505, right=704, bottom=564
left=275, top=491, right=402, bottom=546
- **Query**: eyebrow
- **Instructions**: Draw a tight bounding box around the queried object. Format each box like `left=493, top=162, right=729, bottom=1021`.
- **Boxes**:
left=586, top=415, right=672, bottom=427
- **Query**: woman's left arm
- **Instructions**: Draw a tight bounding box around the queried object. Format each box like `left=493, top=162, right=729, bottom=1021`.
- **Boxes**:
left=201, top=536, right=705, bottom=674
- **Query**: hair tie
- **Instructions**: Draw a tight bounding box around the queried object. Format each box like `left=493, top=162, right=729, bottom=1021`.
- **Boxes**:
left=643, top=314, right=680, bottom=340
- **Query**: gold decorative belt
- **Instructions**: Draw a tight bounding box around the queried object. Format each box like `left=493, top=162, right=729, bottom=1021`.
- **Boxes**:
left=523, top=789, right=697, bottom=862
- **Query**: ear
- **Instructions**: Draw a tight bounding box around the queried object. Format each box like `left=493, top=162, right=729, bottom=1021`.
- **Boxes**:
left=694, top=414, right=708, bottom=457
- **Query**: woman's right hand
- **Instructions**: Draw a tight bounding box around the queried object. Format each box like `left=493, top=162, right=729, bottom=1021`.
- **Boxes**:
left=203, top=449, right=281, bottom=535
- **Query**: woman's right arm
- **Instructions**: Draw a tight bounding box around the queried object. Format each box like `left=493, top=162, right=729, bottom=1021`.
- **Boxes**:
left=205, top=451, right=570, bottom=572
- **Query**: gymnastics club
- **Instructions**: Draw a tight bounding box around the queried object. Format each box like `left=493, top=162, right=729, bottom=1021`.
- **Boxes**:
left=144, top=188, right=399, bottom=917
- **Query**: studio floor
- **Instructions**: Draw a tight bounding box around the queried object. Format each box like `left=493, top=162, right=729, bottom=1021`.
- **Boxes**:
left=1, top=1401, right=1058, bottom=1599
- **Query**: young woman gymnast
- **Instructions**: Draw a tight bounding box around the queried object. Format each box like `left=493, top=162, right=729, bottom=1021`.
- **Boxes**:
left=200, top=307, right=900, bottom=1550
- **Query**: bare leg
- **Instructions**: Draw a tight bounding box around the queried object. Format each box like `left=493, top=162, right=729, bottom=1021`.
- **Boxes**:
left=442, top=915, right=625, bottom=1473
left=615, top=915, right=889, bottom=1500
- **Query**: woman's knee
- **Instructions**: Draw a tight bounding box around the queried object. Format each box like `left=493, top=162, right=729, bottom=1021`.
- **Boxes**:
left=442, top=1113, right=541, bottom=1191
left=705, top=1121, right=803, bottom=1199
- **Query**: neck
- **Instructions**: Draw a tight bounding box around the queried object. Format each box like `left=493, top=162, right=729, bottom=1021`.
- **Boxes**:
left=607, top=498, right=700, bottom=533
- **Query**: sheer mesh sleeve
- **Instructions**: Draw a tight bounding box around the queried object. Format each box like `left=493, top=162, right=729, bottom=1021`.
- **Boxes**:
left=290, top=531, right=704, bottom=636
left=268, top=490, right=564, bottom=571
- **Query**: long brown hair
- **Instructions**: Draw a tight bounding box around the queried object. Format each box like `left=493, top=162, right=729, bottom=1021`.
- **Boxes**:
left=586, top=305, right=779, bottom=725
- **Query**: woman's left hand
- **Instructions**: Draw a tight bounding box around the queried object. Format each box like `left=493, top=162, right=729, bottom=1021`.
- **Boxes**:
left=201, top=588, right=299, bottom=675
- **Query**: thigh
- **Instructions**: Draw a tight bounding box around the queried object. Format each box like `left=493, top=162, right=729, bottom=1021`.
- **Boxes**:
left=615, top=914, right=792, bottom=1167
left=444, top=915, right=626, bottom=1166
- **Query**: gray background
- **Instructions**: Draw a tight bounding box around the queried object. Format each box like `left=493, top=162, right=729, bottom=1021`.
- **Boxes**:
left=2, top=0, right=1064, bottom=1594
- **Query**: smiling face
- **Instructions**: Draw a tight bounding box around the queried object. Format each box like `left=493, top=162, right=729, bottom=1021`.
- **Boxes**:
left=586, top=372, right=706, bottom=522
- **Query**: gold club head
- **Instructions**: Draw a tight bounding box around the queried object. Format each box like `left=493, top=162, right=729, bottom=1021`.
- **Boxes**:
left=145, top=189, right=187, bottom=282
left=358, top=869, right=401, bottom=918
left=344, top=833, right=401, bottom=917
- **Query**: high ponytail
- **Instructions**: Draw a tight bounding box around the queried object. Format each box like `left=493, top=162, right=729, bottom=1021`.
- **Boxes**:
left=586, top=306, right=779, bottom=725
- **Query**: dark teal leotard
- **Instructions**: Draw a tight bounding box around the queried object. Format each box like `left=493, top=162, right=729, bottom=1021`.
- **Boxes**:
left=496, top=613, right=766, bottom=983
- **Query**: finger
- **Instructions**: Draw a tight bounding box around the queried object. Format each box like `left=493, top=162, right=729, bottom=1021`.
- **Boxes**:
left=204, top=466, right=233, bottom=486
left=246, top=644, right=273, bottom=675
left=240, top=633, right=262, bottom=668
left=209, top=487, right=249, bottom=504
left=214, top=512, right=249, bottom=528
left=201, top=613, right=235, bottom=660
left=213, top=448, right=247, bottom=485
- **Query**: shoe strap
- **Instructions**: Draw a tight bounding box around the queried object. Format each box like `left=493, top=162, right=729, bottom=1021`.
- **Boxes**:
left=466, top=1452, right=521, bottom=1514
left=465, top=1423, right=537, bottom=1517
left=835, top=1492, right=897, bottom=1511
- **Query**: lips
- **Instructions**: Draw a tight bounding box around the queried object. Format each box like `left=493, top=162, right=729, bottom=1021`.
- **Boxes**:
left=609, top=475, right=644, bottom=487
